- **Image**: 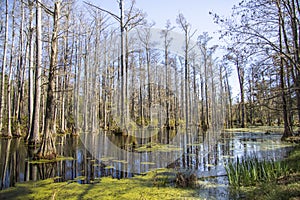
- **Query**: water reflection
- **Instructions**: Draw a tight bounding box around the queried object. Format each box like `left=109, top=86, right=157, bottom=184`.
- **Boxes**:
left=0, top=130, right=294, bottom=199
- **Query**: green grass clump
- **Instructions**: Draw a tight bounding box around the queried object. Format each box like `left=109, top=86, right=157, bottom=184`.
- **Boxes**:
left=230, top=145, right=300, bottom=199
left=225, top=157, right=289, bottom=187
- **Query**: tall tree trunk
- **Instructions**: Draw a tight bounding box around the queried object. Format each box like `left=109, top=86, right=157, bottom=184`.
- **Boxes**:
left=7, top=0, right=17, bottom=138
left=277, top=0, right=293, bottom=139
left=29, top=0, right=43, bottom=145
left=236, top=58, right=246, bottom=128
left=146, top=48, right=152, bottom=123
left=0, top=0, right=9, bottom=135
left=289, top=0, right=300, bottom=131
left=184, top=31, right=189, bottom=130
left=120, top=0, right=126, bottom=128
left=26, top=1, right=35, bottom=140
left=15, top=0, right=25, bottom=137
left=164, top=42, right=170, bottom=129
left=204, top=54, right=209, bottom=130
left=139, top=51, right=144, bottom=126
left=36, top=1, right=60, bottom=159
left=225, top=69, right=233, bottom=128
left=73, top=31, right=81, bottom=135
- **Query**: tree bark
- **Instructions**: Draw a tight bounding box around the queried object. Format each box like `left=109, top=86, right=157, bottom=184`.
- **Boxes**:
left=26, top=1, right=35, bottom=140
left=6, top=0, right=17, bottom=138
left=277, top=0, right=293, bottom=139
left=29, top=0, right=43, bottom=145
left=0, top=0, right=9, bottom=135
left=37, top=1, right=61, bottom=159
left=120, top=0, right=126, bottom=128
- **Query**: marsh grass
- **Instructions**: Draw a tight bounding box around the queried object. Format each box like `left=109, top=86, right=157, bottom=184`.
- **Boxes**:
left=225, top=157, right=289, bottom=187
left=230, top=145, right=300, bottom=199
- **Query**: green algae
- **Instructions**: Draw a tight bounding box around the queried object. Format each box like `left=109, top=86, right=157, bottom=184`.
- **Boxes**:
left=112, top=159, right=128, bottom=164
left=135, top=143, right=182, bottom=152
left=100, top=156, right=115, bottom=162
left=140, top=162, right=156, bottom=165
left=74, top=176, right=86, bottom=181
left=28, top=156, right=75, bottom=164
left=0, top=168, right=197, bottom=200
left=224, top=126, right=285, bottom=134
left=104, top=165, right=115, bottom=169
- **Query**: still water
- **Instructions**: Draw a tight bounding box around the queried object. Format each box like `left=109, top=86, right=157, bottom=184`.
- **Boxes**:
left=0, top=129, right=294, bottom=199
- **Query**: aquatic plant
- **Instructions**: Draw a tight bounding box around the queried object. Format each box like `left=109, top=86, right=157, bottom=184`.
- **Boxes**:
left=225, top=157, right=289, bottom=187
left=230, top=146, right=300, bottom=199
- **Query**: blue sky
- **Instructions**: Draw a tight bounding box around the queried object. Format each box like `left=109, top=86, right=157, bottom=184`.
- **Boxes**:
left=136, top=0, right=238, bottom=33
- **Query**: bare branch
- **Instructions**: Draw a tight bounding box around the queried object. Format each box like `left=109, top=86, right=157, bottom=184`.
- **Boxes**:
left=83, top=1, right=120, bottom=22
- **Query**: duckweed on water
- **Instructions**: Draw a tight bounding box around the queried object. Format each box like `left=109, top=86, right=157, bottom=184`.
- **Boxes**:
left=104, top=165, right=115, bottom=169
left=28, top=156, right=75, bottom=164
left=0, top=169, right=196, bottom=200
left=100, top=157, right=115, bottom=162
left=112, top=159, right=128, bottom=164
left=135, top=143, right=182, bottom=152
left=140, top=162, right=156, bottom=165
left=224, top=126, right=285, bottom=133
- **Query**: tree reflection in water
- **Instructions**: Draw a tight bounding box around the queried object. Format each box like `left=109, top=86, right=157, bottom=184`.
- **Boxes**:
left=0, top=130, right=294, bottom=198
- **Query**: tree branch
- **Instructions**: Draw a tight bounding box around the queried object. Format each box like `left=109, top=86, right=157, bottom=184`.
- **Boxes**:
left=83, top=1, right=120, bottom=22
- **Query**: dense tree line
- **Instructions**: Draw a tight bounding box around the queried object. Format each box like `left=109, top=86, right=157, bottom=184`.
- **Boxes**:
left=213, top=0, right=300, bottom=139
left=1, top=0, right=297, bottom=159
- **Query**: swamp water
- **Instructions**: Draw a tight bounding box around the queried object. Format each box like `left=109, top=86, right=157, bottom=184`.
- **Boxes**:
left=0, top=129, right=294, bottom=199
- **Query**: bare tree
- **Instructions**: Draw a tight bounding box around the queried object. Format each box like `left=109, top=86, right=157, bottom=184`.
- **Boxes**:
left=0, top=0, right=9, bottom=136
left=6, top=0, right=17, bottom=138
left=25, top=0, right=35, bottom=140
left=29, top=0, right=43, bottom=145
left=160, top=20, right=174, bottom=129
left=37, top=1, right=61, bottom=159
left=176, top=13, right=196, bottom=130
left=226, top=47, right=246, bottom=128
left=138, top=22, right=156, bottom=124
left=198, top=32, right=217, bottom=130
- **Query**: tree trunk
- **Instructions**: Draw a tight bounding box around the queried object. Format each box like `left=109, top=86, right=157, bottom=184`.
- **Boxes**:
left=15, top=0, right=25, bottom=137
left=26, top=1, right=35, bottom=140
left=6, top=0, right=16, bottom=138
left=224, top=69, right=233, bottom=128
left=29, top=0, right=43, bottom=145
left=204, top=54, right=209, bottom=130
left=164, top=42, right=170, bottom=129
left=0, top=0, right=9, bottom=135
left=36, top=1, right=60, bottom=159
left=237, top=60, right=246, bottom=128
left=184, top=30, right=189, bottom=130
left=120, top=0, right=126, bottom=128
left=277, top=0, right=293, bottom=139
